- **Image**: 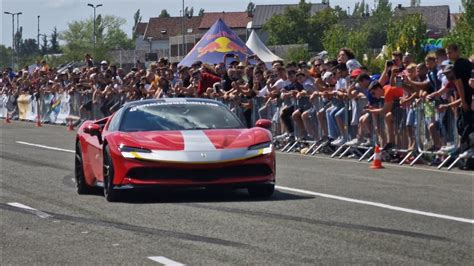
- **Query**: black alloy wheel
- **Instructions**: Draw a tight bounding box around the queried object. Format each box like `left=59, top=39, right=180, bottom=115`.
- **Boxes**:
left=103, top=145, right=121, bottom=202
left=75, top=142, right=94, bottom=194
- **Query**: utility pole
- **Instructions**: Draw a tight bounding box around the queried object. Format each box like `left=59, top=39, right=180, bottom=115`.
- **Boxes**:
left=4, top=11, right=21, bottom=68
left=87, top=3, right=103, bottom=50
left=37, top=15, right=41, bottom=50
left=182, top=0, right=185, bottom=58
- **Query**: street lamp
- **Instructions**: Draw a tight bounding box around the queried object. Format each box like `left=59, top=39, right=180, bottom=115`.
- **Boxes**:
left=87, top=3, right=103, bottom=50
left=37, top=15, right=41, bottom=50
left=4, top=11, right=22, bottom=68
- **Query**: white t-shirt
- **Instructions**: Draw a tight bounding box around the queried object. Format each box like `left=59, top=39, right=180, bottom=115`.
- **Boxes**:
left=274, top=78, right=291, bottom=90
left=335, top=78, right=347, bottom=91
left=258, top=86, right=269, bottom=97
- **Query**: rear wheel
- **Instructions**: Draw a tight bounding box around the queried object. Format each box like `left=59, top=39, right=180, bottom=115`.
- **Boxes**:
left=103, top=145, right=121, bottom=202
left=75, top=142, right=94, bottom=194
left=248, top=184, right=275, bottom=198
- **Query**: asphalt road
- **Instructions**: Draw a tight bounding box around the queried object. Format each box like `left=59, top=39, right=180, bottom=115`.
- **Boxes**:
left=1, top=121, right=473, bottom=265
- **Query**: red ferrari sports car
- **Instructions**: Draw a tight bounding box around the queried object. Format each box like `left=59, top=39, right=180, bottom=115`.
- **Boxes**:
left=75, top=98, right=275, bottom=201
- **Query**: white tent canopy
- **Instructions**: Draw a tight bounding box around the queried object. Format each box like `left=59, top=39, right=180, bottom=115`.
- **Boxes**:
left=245, top=30, right=283, bottom=64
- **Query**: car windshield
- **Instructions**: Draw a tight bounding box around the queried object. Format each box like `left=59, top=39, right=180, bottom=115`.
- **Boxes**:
left=120, top=101, right=244, bottom=132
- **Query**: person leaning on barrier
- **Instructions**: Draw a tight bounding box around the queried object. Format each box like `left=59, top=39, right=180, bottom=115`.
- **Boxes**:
left=279, top=70, right=303, bottom=137
left=291, top=71, right=316, bottom=140
left=366, top=80, right=409, bottom=151
left=403, top=55, right=444, bottom=151
left=346, top=72, right=373, bottom=147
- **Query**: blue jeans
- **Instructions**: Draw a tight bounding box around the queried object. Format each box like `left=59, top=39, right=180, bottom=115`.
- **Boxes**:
left=326, top=105, right=343, bottom=139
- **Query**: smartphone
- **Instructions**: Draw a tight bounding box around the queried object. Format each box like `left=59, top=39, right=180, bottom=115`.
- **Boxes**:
left=396, top=76, right=403, bottom=87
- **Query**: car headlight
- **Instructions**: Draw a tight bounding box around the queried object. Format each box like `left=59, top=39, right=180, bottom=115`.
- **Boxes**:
left=119, top=145, right=152, bottom=153
left=248, top=141, right=273, bottom=155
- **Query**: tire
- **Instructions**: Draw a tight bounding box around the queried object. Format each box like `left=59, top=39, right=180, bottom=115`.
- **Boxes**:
left=103, top=145, right=121, bottom=202
left=248, top=184, right=275, bottom=198
left=75, top=142, right=94, bottom=195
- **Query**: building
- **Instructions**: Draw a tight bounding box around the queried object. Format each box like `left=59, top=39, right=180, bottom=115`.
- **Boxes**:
left=394, top=4, right=451, bottom=38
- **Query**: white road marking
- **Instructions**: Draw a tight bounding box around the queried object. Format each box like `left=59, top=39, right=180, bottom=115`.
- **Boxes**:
left=276, top=186, right=474, bottom=224
left=148, top=256, right=185, bottom=266
left=12, top=141, right=472, bottom=224
left=16, top=141, right=75, bottom=153
left=7, top=202, right=52, bottom=218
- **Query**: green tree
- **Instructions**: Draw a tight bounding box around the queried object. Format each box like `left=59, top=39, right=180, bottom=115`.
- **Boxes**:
left=247, top=2, right=256, bottom=16
left=387, top=13, right=427, bottom=61
left=333, top=5, right=348, bottom=19
left=50, top=27, right=60, bottom=54
left=19, top=39, right=39, bottom=57
left=284, top=46, right=310, bottom=62
left=0, top=45, right=13, bottom=67
left=198, top=8, right=205, bottom=16
left=445, top=0, right=474, bottom=56
left=61, top=15, right=133, bottom=61
left=132, top=9, right=142, bottom=40
left=184, top=7, right=194, bottom=18
left=41, top=35, right=49, bottom=55
left=264, top=0, right=338, bottom=52
left=14, top=27, right=23, bottom=53
left=159, top=9, right=171, bottom=18
left=365, top=0, right=393, bottom=49
left=322, top=24, right=347, bottom=58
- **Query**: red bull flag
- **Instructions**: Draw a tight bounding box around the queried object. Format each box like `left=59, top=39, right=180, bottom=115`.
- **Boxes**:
left=179, top=18, right=253, bottom=67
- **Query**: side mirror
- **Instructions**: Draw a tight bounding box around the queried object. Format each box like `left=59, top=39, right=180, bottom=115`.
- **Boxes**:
left=84, top=124, right=103, bottom=144
left=255, top=119, right=272, bottom=129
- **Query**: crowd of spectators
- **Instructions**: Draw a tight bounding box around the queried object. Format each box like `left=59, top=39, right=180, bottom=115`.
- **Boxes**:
left=1, top=44, right=473, bottom=168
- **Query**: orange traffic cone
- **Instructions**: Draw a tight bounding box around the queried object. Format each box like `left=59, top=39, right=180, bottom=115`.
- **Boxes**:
left=67, top=118, right=74, bottom=131
left=4, top=112, right=11, bottom=124
left=370, top=145, right=384, bottom=169
left=35, top=115, right=42, bottom=127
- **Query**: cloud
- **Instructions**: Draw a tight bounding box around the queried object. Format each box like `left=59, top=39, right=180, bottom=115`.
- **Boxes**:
left=46, top=0, right=81, bottom=8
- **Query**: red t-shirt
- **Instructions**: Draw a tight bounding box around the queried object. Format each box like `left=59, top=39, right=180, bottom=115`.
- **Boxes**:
left=383, top=85, right=404, bottom=103
left=197, top=72, right=221, bottom=96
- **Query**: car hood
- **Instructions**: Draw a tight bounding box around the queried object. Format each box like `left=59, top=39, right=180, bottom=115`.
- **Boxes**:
left=116, top=128, right=270, bottom=151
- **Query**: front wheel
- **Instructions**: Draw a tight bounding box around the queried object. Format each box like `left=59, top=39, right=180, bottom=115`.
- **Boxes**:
left=75, top=142, right=94, bottom=195
left=103, top=145, right=121, bottom=202
left=248, top=184, right=275, bottom=198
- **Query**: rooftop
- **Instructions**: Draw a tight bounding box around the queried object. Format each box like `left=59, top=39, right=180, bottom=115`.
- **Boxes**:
left=143, top=16, right=202, bottom=40
left=199, top=12, right=251, bottom=29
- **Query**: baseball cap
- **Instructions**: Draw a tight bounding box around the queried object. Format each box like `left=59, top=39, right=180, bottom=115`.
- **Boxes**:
left=350, top=68, right=362, bottom=78
left=322, top=71, right=333, bottom=82
left=100, top=60, right=108, bottom=65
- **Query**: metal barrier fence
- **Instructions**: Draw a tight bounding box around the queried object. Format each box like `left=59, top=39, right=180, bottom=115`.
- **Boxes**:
left=1, top=90, right=469, bottom=170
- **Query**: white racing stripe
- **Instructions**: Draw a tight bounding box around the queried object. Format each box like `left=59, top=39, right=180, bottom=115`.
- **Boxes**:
left=181, top=130, right=216, bottom=151
left=148, top=256, right=185, bottom=266
left=276, top=186, right=474, bottom=224
left=16, top=141, right=75, bottom=153
left=7, top=202, right=52, bottom=218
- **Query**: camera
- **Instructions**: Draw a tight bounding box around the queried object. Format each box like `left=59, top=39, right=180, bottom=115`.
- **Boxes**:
left=386, top=60, right=394, bottom=67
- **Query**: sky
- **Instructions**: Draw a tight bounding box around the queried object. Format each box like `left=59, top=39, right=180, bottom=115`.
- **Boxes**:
left=1, top=0, right=463, bottom=48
